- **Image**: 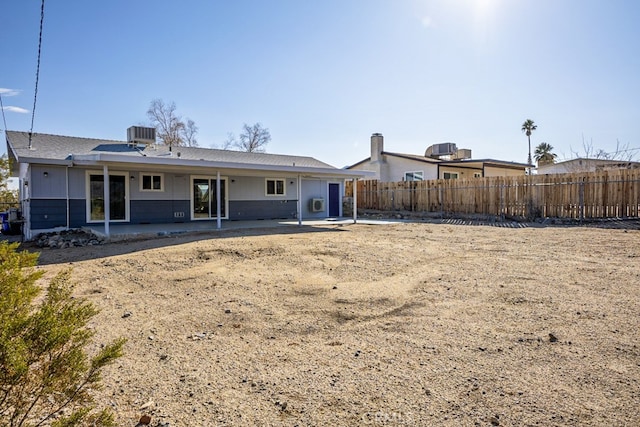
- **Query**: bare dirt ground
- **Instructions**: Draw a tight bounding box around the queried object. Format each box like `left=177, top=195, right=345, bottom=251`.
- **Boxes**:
left=33, top=222, right=640, bottom=426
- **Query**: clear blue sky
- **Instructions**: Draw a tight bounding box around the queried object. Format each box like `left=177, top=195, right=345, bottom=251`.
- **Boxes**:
left=2, top=0, right=639, bottom=168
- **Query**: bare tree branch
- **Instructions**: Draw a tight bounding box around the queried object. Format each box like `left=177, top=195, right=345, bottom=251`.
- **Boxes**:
left=570, top=135, right=637, bottom=161
left=222, top=133, right=236, bottom=150
left=146, top=99, right=198, bottom=147
left=183, top=119, right=198, bottom=147
left=566, top=134, right=638, bottom=172
left=235, top=123, right=271, bottom=153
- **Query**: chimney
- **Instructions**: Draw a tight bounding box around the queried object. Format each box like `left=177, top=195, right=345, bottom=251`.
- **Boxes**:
left=371, top=133, right=384, bottom=163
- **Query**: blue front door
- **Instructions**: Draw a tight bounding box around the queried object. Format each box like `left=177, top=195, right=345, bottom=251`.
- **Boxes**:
left=328, top=183, right=340, bottom=217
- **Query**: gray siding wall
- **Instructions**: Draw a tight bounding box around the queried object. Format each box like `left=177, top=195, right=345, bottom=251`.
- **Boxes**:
left=226, top=176, right=300, bottom=220
left=69, top=199, right=86, bottom=228
left=301, top=179, right=329, bottom=219
left=30, top=199, right=67, bottom=229
left=130, top=173, right=190, bottom=200
left=228, top=176, right=298, bottom=201
left=68, top=169, right=191, bottom=200
left=68, top=168, right=86, bottom=198
left=229, top=200, right=297, bottom=220
left=130, top=200, right=190, bottom=223
left=31, top=165, right=67, bottom=198
left=34, top=197, right=301, bottom=230
left=28, top=168, right=338, bottom=229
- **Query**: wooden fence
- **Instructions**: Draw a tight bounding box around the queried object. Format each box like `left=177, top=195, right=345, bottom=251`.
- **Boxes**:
left=345, top=170, right=640, bottom=220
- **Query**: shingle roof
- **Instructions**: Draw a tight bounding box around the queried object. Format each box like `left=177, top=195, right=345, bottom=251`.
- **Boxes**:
left=346, top=151, right=528, bottom=169
left=6, top=131, right=335, bottom=169
left=384, top=152, right=442, bottom=163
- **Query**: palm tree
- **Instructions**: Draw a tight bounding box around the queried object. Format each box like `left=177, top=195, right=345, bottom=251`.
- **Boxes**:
left=534, top=142, right=557, bottom=166
left=521, top=119, right=537, bottom=166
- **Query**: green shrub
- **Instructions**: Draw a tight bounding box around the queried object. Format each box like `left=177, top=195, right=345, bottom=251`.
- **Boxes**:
left=0, top=242, right=125, bottom=427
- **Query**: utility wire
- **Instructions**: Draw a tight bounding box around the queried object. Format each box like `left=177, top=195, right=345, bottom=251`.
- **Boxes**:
left=28, top=0, right=45, bottom=149
left=0, top=93, right=8, bottom=131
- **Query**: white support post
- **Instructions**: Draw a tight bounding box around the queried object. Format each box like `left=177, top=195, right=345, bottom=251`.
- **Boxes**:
left=103, top=165, right=110, bottom=237
left=216, top=170, right=221, bottom=230
left=353, top=178, right=358, bottom=224
left=297, top=174, right=302, bottom=226
left=65, top=166, right=70, bottom=230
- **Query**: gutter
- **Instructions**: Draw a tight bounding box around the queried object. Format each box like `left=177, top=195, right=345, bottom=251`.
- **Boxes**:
left=70, top=153, right=374, bottom=179
left=13, top=157, right=73, bottom=166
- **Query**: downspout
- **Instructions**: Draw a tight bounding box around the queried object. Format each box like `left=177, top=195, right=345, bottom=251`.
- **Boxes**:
left=216, top=170, right=221, bottom=229
left=297, top=174, right=302, bottom=226
left=103, top=165, right=110, bottom=238
left=23, top=164, right=31, bottom=240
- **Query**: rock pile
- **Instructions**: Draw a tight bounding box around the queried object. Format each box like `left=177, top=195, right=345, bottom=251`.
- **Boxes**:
left=34, top=229, right=104, bottom=249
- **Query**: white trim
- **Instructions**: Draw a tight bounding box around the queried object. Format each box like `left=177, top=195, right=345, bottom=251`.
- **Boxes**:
left=327, top=181, right=342, bottom=217
left=139, top=172, right=165, bottom=192
left=442, top=171, right=459, bottom=180
left=404, top=170, right=424, bottom=181
left=190, top=175, right=229, bottom=221
left=65, top=166, right=70, bottom=229
left=265, top=178, right=286, bottom=196
left=353, top=178, right=358, bottom=224
left=84, top=170, right=130, bottom=223
left=297, top=174, right=302, bottom=226
left=103, top=166, right=110, bottom=237
left=216, top=171, right=221, bottom=230
left=22, top=164, right=32, bottom=239
left=68, top=153, right=373, bottom=179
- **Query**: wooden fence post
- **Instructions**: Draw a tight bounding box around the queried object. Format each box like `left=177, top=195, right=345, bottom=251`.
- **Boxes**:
left=579, top=177, right=585, bottom=222
left=500, top=180, right=505, bottom=220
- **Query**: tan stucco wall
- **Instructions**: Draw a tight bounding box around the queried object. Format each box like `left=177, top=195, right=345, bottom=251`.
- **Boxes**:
left=348, top=161, right=381, bottom=180
left=349, top=156, right=438, bottom=181
left=382, top=156, right=438, bottom=181
left=484, top=166, right=525, bottom=177
left=438, top=166, right=482, bottom=179
left=350, top=158, right=525, bottom=181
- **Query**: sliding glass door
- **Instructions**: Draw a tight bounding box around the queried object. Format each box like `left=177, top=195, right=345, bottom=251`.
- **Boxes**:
left=87, top=172, right=129, bottom=222
left=192, top=177, right=227, bottom=219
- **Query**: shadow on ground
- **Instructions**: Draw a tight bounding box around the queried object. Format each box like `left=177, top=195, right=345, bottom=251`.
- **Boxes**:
left=23, top=225, right=350, bottom=266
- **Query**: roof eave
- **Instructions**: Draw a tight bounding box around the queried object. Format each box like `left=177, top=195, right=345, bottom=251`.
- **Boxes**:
left=13, top=156, right=73, bottom=166
left=70, top=153, right=373, bottom=179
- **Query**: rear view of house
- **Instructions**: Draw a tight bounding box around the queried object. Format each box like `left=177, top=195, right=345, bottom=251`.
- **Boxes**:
left=5, top=128, right=370, bottom=239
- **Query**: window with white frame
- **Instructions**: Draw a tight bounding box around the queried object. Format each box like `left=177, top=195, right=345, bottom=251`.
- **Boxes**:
left=265, top=178, right=285, bottom=196
left=443, top=172, right=459, bottom=180
left=140, top=173, right=164, bottom=191
left=404, top=171, right=424, bottom=181
left=473, top=172, right=482, bottom=178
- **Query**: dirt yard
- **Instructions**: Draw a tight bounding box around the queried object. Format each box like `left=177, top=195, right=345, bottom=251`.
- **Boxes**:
left=33, top=222, right=640, bottom=426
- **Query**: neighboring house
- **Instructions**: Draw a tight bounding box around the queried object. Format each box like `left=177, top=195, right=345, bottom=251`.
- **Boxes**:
left=536, top=158, right=640, bottom=174
left=346, top=133, right=528, bottom=181
left=6, top=128, right=371, bottom=239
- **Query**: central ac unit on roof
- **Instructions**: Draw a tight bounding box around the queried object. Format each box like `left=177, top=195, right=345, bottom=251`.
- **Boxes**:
left=310, top=198, right=325, bottom=212
left=127, top=126, right=156, bottom=146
